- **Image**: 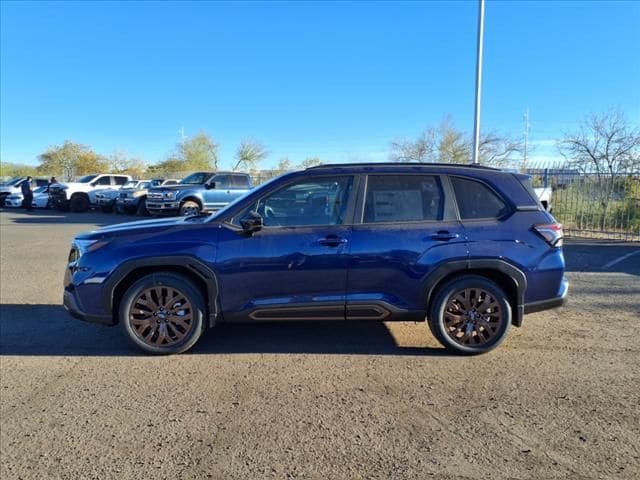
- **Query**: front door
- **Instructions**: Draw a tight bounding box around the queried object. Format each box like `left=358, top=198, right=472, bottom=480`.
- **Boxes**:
left=215, top=175, right=356, bottom=322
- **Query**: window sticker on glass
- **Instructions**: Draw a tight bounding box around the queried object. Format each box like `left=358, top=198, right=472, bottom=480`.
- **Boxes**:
left=372, top=190, right=423, bottom=222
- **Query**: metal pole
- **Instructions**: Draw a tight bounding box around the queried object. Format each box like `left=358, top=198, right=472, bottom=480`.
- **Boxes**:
left=472, top=0, right=485, bottom=164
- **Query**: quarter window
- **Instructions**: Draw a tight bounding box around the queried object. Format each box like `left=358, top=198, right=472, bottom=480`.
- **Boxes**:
left=451, top=177, right=508, bottom=219
left=363, top=175, right=444, bottom=223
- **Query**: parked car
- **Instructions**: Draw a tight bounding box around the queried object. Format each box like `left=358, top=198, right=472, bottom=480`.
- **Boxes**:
left=0, top=177, right=48, bottom=207
left=4, top=185, right=50, bottom=208
left=116, top=179, right=178, bottom=216
left=49, top=174, right=131, bottom=212
left=145, top=171, right=252, bottom=216
left=63, top=163, right=568, bottom=355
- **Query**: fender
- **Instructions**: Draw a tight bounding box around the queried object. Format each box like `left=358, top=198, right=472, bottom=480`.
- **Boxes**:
left=424, top=258, right=527, bottom=327
left=103, top=255, right=219, bottom=327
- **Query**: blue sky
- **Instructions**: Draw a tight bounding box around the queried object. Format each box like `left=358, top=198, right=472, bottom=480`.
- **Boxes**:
left=1, top=0, right=639, bottom=169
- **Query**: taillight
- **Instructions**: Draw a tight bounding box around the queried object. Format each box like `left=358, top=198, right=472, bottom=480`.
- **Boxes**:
left=533, top=223, right=563, bottom=247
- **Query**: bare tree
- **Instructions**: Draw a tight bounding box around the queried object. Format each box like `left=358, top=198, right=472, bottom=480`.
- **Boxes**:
left=390, top=116, right=522, bottom=166
left=558, top=109, right=640, bottom=229
left=478, top=131, right=523, bottom=166
left=233, top=140, right=268, bottom=172
left=390, top=128, right=437, bottom=163
left=298, top=157, right=323, bottom=169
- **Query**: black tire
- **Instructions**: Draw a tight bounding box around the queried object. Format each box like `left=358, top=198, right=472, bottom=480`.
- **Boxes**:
left=119, top=273, right=205, bottom=354
left=69, top=194, right=89, bottom=212
left=136, top=198, right=149, bottom=216
left=179, top=200, right=201, bottom=217
left=428, top=275, right=511, bottom=355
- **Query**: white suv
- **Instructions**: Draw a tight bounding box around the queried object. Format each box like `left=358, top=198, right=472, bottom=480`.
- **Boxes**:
left=49, top=174, right=131, bottom=212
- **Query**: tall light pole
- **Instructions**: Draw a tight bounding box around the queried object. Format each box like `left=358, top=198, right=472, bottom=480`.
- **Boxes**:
left=471, top=0, right=485, bottom=164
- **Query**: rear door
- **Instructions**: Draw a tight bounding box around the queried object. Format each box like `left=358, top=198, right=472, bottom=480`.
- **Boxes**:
left=345, top=174, right=467, bottom=319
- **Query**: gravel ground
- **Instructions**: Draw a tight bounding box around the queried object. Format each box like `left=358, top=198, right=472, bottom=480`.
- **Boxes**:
left=1, top=209, right=639, bottom=480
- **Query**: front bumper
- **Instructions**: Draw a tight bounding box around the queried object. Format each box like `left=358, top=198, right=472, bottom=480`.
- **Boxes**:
left=146, top=200, right=179, bottom=213
left=96, top=198, right=116, bottom=206
left=63, top=288, right=113, bottom=326
left=524, top=277, right=569, bottom=314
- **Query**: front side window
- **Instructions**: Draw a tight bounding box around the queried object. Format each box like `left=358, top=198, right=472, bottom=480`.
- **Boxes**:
left=94, top=176, right=112, bottom=186
left=451, top=176, right=509, bottom=220
left=113, top=176, right=129, bottom=186
left=363, top=175, right=444, bottom=223
left=77, top=175, right=98, bottom=183
left=212, top=175, right=230, bottom=189
left=236, top=176, right=353, bottom=227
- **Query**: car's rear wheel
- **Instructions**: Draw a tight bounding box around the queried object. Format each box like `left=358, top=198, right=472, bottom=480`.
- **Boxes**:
left=119, top=273, right=205, bottom=354
left=179, top=200, right=201, bottom=217
left=428, top=275, right=511, bottom=355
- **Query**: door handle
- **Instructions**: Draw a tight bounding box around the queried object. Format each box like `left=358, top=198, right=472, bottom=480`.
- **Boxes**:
left=318, top=236, right=348, bottom=247
left=430, top=231, right=460, bottom=241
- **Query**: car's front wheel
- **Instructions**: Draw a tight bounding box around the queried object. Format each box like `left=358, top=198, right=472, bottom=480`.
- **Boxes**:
left=179, top=200, right=201, bottom=217
left=119, top=273, right=205, bottom=354
left=428, top=275, right=511, bottom=355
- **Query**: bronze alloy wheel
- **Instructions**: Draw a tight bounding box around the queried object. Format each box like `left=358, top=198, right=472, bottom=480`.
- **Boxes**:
left=128, top=286, right=194, bottom=347
left=443, top=287, right=503, bottom=347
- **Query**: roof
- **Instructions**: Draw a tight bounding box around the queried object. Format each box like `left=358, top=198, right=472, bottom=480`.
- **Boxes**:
left=306, top=162, right=500, bottom=172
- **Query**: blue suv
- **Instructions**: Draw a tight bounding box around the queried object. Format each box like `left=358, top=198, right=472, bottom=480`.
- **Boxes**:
left=63, top=163, right=568, bottom=355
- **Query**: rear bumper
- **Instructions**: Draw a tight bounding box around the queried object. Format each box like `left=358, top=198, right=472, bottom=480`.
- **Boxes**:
left=63, top=288, right=113, bottom=326
left=524, top=277, right=569, bottom=314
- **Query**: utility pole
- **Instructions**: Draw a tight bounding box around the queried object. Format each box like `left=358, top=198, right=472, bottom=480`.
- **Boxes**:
left=523, top=109, right=530, bottom=170
left=179, top=126, right=186, bottom=147
left=471, top=0, right=485, bottom=165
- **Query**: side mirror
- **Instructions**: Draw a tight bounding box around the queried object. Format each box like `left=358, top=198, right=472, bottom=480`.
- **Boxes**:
left=239, top=211, right=263, bottom=234
left=205, top=181, right=216, bottom=190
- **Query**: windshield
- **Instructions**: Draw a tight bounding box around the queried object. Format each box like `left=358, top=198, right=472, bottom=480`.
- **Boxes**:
left=122, top=181, right=138, bottom=189
left=180, top=172, right=212, bottom=185
left=6, top=177, right=24, bottom=186
left=77, top=175, right=98, bottom=183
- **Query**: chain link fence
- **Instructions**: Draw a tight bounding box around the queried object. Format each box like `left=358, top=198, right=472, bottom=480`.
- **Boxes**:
left=525, top=162, right=639, bottom=241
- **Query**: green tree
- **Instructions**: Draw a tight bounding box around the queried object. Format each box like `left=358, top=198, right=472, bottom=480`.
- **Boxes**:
left=0, top=162, right=39, bottom=178
left=233, top=140, right=268, bottom=171
left=151, top=132, right=219, bottom=174
left=37, top=141, right=108, bottom=180
left=109, top=151, right=147, bottom=178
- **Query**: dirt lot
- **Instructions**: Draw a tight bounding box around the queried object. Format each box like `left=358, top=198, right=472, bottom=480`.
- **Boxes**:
left=1, top=209, right=639, bottom=480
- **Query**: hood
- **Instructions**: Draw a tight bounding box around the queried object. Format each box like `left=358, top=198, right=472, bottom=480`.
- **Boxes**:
left=76, top=215, right=215, bottom=240
left=50, top=182, right=88, bottom=190
left=149, top=184, right=199, bottom=192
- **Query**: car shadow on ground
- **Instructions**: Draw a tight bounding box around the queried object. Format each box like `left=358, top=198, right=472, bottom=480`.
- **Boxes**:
left=0, top=304, right=451, bottom=357
left=564, top=238, right=640, bottom=276
left=0, top=208, right=135, bottom=226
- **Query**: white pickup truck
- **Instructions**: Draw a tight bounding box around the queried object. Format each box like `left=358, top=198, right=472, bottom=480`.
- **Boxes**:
left=534, top=187, right=553, bottom=212
left=49, top=174, right=131, bottom=212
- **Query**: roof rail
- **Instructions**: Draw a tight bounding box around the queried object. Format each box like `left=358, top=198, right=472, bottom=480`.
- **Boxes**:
left=306, top=162, right=499, bottom=170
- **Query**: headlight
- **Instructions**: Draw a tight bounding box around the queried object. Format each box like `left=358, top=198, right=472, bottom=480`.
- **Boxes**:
left=132, top=191, right=144, bottom=198
left=164, top=191, right=178, bottom=200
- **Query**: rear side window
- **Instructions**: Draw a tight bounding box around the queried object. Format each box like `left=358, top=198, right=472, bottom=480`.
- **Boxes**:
left=363, top=175, right=444, bottom=223
left=230, top=175, right=250, bottom=188
left=213, top=175, right=230, bottom=189
left=113, top=176, right=129, bottom=186
left=451, top=177, right=509, bottom=220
